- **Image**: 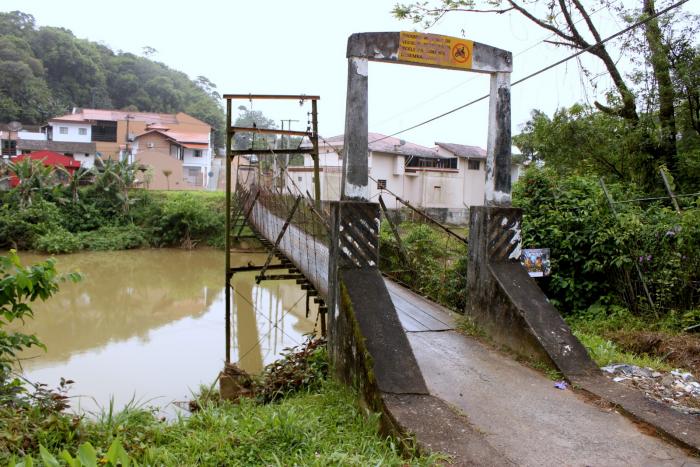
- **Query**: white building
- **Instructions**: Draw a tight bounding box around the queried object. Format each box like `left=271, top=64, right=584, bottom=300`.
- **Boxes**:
left=270, top=133, right=525, bottom=224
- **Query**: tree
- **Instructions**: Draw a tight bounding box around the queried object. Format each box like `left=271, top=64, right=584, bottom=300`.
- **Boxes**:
left=233, top=106, right=277, bottom=150
left=393, top=0, right=640, bottom=121
left=56, top=166, right=94, bottom=204
left=393, top=0, right=698, bottom=184
left=7, top=158, right=57, bottom=208
left=515, top=105, right=644, bottom=182
left=162, top=169, right=172, bottom=190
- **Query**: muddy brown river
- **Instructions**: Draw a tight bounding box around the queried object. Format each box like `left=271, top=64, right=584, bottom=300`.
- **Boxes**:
left=12, top=249, right=316, bottom=415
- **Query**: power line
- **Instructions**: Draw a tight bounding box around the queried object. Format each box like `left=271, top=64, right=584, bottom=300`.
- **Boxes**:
left=369, top=0, right=689, bottom=145
left=371, top=3, right=610, bottom=128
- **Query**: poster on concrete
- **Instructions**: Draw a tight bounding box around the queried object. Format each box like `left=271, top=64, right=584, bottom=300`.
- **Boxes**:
left=521, top=248, right=551, bottom=277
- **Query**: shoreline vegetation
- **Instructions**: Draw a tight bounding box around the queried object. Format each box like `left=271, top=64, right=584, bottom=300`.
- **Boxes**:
left=0, top=159, right=228, bottom=255
left=1, top=160, right=698, bottom=462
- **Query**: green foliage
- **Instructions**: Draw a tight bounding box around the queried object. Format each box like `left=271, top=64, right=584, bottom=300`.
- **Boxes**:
left=6, top=158, right=60, bottom=209
left=9, top=439, right=133, bottom=467
left=256, top=338, right=329, bottom=403
left=1, top=340, right=438, bottom=466
left=77, top=226, right=148, bottom=251
left=513, top=166, right=700, bottom=319
left=35, top=229, right=82, bottom=254
left=0, top=199, right=62, bottom=250
left=146, top=192, right=225, bottom=248
left=0, top=251, right=78, bottom=375
left=0, top=182, right=227, bottom=253
left=572, top=330, right=671, bottom=371
left=379, top=219, right=468, bottom=311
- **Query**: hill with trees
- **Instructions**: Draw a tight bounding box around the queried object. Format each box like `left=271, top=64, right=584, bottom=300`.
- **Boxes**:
left=0, top=11, right=225, bottom=146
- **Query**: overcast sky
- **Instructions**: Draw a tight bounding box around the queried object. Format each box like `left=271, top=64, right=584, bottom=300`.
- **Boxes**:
left=3, top=0, right=699, bottom=148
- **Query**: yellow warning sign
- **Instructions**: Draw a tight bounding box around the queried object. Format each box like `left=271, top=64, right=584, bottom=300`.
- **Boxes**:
left=398, top=32, right=473, bottom=70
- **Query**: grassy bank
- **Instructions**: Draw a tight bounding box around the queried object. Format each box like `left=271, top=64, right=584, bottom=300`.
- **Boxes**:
left=1, top=187, right=227, bottom=254
left=3, top=379, right=437, bottom=466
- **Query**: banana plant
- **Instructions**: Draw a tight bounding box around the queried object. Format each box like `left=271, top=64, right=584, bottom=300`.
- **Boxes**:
left=7, top=158, right=57, bottom=208
left=9, top=439, right=133, bottom=467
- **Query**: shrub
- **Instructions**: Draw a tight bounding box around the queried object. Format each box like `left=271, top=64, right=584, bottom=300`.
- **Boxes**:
left=78, top=225, right=148, bottom=251
left=149, top=192, right=224, bottom=248
left=57, top=199, right=107, bottom=233
left=0, top=199, right=63, bottom=250
left=513, top=167, right=700, bottom=319
left=379, top=220, right=468, bottom=311
left=35, top=228, right=82, bottom=254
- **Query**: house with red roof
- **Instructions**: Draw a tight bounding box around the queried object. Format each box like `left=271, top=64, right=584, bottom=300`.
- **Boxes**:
left=9, top=151, right=81, bottom=187
left=47, top=108, right=213, bottom=189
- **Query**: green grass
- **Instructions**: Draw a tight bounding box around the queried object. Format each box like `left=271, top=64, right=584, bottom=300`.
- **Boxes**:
left=3, top=380, right=440, bottom=466
left=572, top=330, right=672, bottom=371
left=455, top=315, right=484, bottom=338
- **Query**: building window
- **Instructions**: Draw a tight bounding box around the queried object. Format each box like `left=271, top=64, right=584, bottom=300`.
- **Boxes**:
left=193, top=150, right=202, bottom=158
left=78, top=128, right=87, bottom=135
left=59, top=127, right=68, bottom=134
left=297, top=176, right=302, bottom=182
left=91, top=121, right=117, bottom=142
left=467, top=160, right=480, bottom=170
left=377, top=179, right=387, bottom=189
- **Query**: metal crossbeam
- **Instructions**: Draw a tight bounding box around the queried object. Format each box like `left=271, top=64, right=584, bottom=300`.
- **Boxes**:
left=230, top=127, right=311, bottom=138
left=229, top=148, right=312, bottom=156
left=223, top=94, right=320, bottom=100
left=255, top=274, right=305, bottom=282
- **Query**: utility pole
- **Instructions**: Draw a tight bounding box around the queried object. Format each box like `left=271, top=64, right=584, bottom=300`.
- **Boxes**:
left=124, top=114, right=134, bottom=162
left=279, top=119, right=299, bottom=190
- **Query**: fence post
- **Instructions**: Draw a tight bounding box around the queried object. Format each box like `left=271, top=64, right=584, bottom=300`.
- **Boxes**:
left=600, top=178, right=657, bottom=315
left=659, top=167, right=682, bottom=214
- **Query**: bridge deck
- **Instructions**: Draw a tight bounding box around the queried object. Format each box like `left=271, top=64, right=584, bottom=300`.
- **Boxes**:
left=244, top=195, right=696, bottom=464
left=387, top=280, right=697, bottom=466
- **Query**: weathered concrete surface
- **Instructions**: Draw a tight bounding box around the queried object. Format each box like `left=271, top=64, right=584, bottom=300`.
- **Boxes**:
left=397, top=290, right=700, bottom=466
left=467, top=206, right=597, bottom=376
left=382, top=393, right=512, bottom=465
left=485, top=72, right=512, bottom=206
left=328, top=200, right=427, bottom=396
left=340, top=269, right=427, bottom=394
left=346, top=32, right=513, bottom=73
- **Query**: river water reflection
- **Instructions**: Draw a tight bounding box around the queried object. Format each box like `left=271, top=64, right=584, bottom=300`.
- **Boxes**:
left=14, top=249, right=316, bottom=415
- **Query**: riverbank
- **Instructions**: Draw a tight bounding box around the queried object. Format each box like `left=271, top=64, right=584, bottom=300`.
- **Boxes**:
left=1, top=189, right=227, bottom=254
left=3, top=362, right=438, bottom=465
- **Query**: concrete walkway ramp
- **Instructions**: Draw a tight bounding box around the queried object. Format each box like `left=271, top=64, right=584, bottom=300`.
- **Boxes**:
left=386, top=280, right=699, bottom=466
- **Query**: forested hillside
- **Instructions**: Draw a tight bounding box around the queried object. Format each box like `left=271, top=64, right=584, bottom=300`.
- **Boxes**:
left=0, top=11, right=224, bottom=145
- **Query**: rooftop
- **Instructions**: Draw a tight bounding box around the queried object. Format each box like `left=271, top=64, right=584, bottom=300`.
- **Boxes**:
left=50, top=108, right=210, bottom=129
left=317, top=133, right=449, bottom=159
left=134, top=129, right=210, bottom=146
left=435, top=142, right=487, bottom=159
left=16, top=139, right=96, bottom=154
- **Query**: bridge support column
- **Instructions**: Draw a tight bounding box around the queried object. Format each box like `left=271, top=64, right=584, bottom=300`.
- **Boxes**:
left=466, top=206, right=597, bottom=377
left=328, top=200, right=427, bottom=403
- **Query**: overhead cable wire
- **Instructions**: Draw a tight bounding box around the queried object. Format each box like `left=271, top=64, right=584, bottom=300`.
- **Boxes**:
left=371, top=3, right=610, bottom=128
left=368, top=0, right=689, bottom=145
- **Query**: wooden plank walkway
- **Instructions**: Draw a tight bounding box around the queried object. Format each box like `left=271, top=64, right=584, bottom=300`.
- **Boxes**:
left=384, top=279, right=454, bottom=332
